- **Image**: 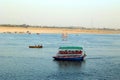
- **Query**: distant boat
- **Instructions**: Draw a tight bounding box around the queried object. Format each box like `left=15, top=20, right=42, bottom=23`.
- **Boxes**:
left=29, top=45, right=43, bottom=48
left=53, top=46, right=86, bottom=61
left=62, top=33, right=68, bottom=41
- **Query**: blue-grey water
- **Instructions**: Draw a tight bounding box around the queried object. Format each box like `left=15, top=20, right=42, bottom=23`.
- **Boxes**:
left=0, top=33, right=120, bottom=80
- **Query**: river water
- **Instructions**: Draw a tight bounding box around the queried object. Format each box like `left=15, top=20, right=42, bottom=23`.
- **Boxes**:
left=0, top=33, right=120, bottom=80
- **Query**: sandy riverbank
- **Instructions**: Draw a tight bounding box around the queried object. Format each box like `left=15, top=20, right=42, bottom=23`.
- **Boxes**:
left=0, top=26, right=120, bottom=34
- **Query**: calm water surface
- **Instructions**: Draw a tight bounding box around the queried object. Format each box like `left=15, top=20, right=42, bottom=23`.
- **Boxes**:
left=0, top=33, right=120, bottom=80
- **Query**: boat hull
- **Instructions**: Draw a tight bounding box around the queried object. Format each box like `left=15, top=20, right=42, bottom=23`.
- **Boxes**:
left=53, top=57, right=84, bottom=61
left=29, top=46, right=43, bottom=48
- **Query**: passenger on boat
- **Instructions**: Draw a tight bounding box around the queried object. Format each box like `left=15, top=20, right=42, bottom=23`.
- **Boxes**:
left=59, top=50, right=82, bottom=54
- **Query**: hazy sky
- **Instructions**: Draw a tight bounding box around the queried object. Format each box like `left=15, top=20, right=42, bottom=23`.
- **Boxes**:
left=0, top=0, right=120, bottom=29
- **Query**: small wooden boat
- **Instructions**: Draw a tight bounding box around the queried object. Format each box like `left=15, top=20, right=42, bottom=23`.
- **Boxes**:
left=29, top=45, right=43, bottom=48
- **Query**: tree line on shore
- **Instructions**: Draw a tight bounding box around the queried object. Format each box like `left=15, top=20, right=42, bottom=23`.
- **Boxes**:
left=0, top=24, right=119, bottom=31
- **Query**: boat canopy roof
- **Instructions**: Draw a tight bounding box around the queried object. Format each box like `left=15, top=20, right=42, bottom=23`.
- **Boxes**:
left=59, top=46, right=83, bottom=50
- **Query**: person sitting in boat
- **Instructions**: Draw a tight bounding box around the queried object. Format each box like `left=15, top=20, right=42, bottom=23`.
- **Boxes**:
left=75, top=50, right=78, bottom=54
left=68, top=50, right=71, bottom=54
left=64, top=50, right=68, bottom=54
left=79, top=50, right=82, bottom=54
left=59, top=51, right=62, bottom=54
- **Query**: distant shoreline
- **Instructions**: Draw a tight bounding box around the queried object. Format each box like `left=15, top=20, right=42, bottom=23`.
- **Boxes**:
left=0, top=26, right=120, bottom=34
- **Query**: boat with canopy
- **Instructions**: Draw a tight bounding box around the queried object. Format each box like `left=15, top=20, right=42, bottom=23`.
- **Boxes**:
left=53, top=46, right=86, bottom=61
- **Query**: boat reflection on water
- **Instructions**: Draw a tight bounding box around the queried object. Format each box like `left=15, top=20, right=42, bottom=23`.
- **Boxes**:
left=54, top=60, right=86, bottom=70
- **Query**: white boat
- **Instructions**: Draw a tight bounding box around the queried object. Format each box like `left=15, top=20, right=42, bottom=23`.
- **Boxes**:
left=53, top=46, right=86, bottom=61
